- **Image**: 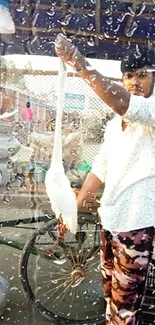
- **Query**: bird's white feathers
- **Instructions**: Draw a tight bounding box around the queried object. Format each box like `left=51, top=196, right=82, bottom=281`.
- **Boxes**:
left=45, top=61, right=77, bottom=234
left=45, top=167, right=77, bottom=233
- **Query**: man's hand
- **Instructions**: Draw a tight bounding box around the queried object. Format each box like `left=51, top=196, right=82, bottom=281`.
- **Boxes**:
left=76, top=172, right=102, bottom=211
left=54, top=33, right=84, bottom=69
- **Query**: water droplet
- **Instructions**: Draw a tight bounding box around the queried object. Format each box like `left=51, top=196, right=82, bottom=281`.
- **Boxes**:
left=86, top=37, right=95, bottom=47
left=10, top=276, right=14, bottom=280
left=93, top=301, right=97, bottom=305
left=51, top=279, right=58, bottom=284
left=117, top=12, right=132, bottom=23
left=36, top=286, right=41, bottom=291
left=137, top=4, right=146, bottom=16
left=6, top=307, right=11, bottom=311
left=87, top=23, right=94, bottom=31
left=112, top=90, right=117, bottom=95
left=75, top=17, right=80, bottom=23
left=88, top=12, right=95, bottom=17
left=60, top=14, right=72, bottom=26
left=105, top=9, right=111, bottom=14
left=104, top=32, right=110, bottom=39
left=125, top=21, right=138, bottom=37
left=10, top=286, right=18, bottom=291
left=98, top=35, right=104, bottom=40
left=21, top=17, right=27, bottom=25
left=53, top=259, right=66, bottom=265
left=113, top=25, right=120, bottom=33
left=16, top=6, right=24, bottom=12
left=47, top=10, right=55, bottom=17
left=106, top=17, right=113, bottom=25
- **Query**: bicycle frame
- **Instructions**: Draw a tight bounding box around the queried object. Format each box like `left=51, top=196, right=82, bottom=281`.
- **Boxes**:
left=0, top=213, right=54, bottom=251
left=0, top=212, right=98, bottom=251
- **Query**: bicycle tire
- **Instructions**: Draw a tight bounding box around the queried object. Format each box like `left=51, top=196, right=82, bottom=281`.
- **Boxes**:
left=19, top=218, right=105, bottom=325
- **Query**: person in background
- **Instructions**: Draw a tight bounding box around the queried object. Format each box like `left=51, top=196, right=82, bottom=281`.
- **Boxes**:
left=22, top=101, right=33, bottom=145
left=23, top=101, right=33, bottom=121
left=55, top=34, right=155, bottom=325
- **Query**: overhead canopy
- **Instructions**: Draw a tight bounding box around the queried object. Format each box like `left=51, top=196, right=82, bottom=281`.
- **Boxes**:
left=0, top=0, right=155, bottom=60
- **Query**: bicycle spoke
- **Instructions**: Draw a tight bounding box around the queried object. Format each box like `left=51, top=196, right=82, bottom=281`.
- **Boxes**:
left=41, top=278, right=73, bottom=304
left=84, top=247, right=100, bottom=265
left=37, top=269, right=68, bottom=276
left=32, top=251, right=71, bottom=271
left=30, top=274, right=70, bottom=286
left=79, top=227, right=94, bottom=264
left=62, top=241, right=77, bottom=267
left=70, top=286, right=77, bottom=307
left=22, top=218, right=105, bottom=322
left=85, top=258, right=100, bottom=272
left=59, top=279, right=74, bottom=303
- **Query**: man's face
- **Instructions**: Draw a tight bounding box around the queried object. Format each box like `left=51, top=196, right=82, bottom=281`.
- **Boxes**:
left=122, top=67, right=154, bottom=98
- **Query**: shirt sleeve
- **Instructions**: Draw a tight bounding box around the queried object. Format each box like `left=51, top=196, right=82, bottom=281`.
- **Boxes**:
left=91, top=128, right=110, bottom=183
left=123, top=94, right=155, bottom=127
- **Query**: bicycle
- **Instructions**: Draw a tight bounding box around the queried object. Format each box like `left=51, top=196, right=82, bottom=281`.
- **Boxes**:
left=19, top=212, right=106, bottom=325
left=1, top=206, right=155, bottom=325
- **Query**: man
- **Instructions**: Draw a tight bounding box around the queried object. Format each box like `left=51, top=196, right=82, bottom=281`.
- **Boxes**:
left=55, top=34, right=155, bottom=325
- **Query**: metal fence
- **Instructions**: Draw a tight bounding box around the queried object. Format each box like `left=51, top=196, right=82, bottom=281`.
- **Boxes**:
left=1, top=68, right=113, bottom=168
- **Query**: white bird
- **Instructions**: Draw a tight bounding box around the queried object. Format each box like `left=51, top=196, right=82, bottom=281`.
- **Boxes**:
left=45, top=60, right=78, bottom=234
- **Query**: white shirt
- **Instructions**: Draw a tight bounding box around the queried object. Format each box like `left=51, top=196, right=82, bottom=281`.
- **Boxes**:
left=91, top=94, right=155, bottom=232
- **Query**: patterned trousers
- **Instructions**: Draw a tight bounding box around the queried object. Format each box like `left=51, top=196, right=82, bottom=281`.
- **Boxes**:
left=100, top=227, right=155, bottom=325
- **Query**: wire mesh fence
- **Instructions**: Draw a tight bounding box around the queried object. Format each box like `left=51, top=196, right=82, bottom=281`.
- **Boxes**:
left=0, top=66, right=114, bottom=184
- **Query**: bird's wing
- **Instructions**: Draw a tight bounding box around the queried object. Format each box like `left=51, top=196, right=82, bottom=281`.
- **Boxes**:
left=45, top=170, right=78, bottom=233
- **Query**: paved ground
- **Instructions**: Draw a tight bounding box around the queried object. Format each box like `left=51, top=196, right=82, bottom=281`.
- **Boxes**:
left=0, top=247, right=52, bottom=325
left=0, top=207, right=53, bottom=325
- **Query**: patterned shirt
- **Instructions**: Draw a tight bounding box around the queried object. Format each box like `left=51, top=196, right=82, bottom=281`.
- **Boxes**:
left=91, top=94, right=155, bottom=232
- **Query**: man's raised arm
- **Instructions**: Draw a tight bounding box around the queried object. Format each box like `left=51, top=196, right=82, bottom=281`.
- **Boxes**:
left=55, top=34, right=131, bottom=116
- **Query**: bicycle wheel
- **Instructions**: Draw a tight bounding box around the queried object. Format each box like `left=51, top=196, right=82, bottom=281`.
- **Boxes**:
left=19, top=216, right=105, bottom=325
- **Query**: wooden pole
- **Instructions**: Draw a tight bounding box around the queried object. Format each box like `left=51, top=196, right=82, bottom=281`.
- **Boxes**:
left=95, top=0, right=101, bottom=47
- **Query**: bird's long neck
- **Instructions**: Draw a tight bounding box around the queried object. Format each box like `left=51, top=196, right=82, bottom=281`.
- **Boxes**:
left=51, top=61, right=67, bottom=168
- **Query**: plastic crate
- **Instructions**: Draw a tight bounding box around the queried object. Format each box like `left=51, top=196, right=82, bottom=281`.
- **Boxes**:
left=142, top=259, right=155, bottom=324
